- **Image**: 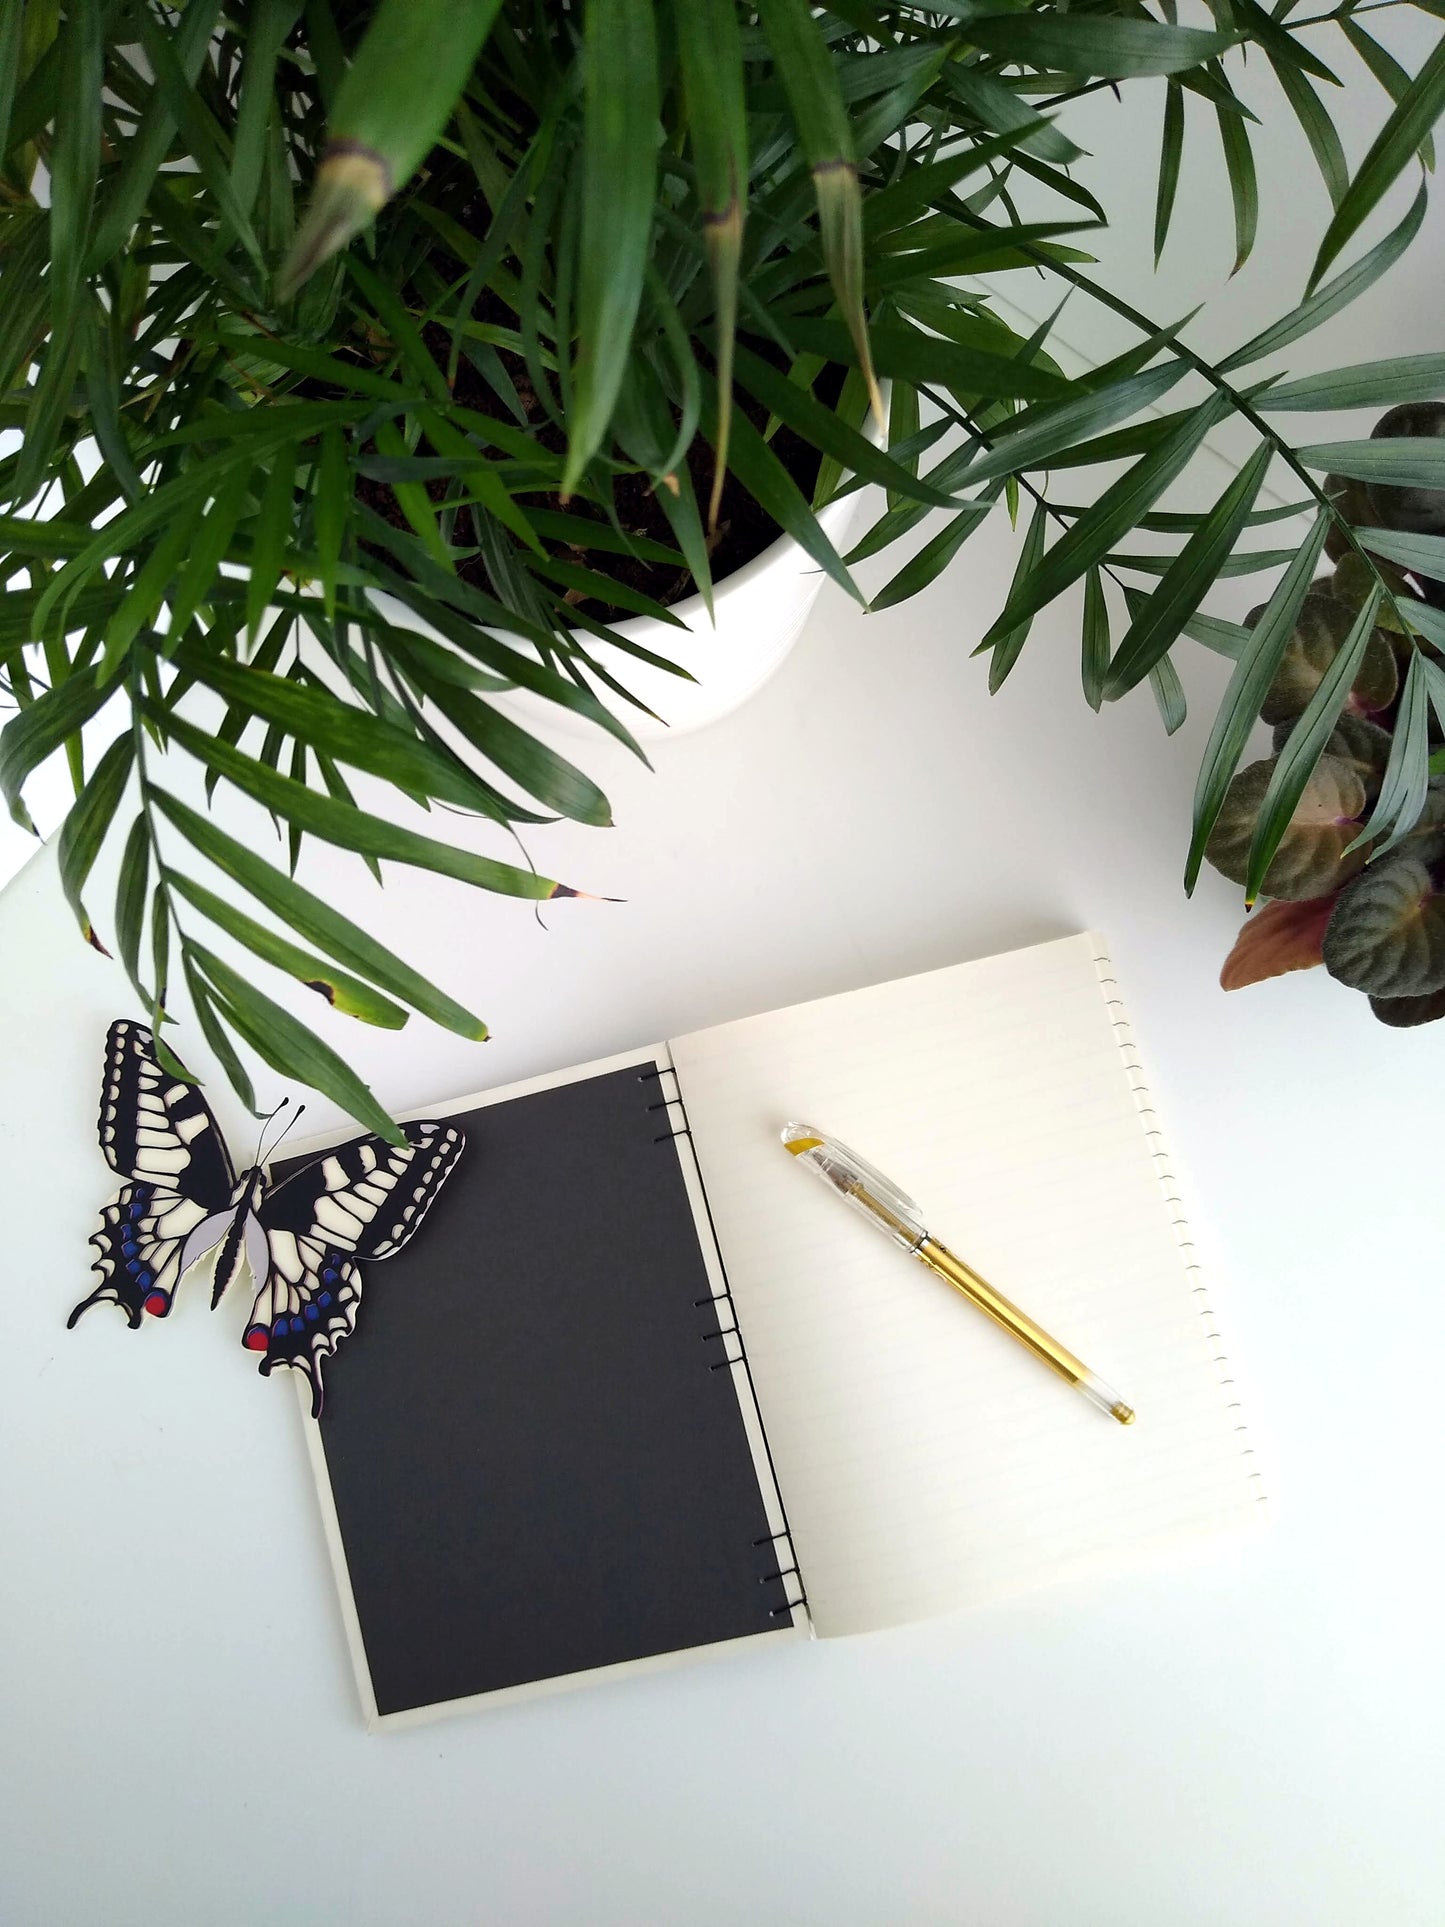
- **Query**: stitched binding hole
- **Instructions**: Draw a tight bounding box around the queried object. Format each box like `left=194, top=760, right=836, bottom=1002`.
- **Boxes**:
left=759, top=1565, right=799, bottom=1586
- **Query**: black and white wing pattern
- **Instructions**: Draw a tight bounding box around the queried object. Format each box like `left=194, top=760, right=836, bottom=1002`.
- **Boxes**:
left=245, top=1121, right=465, bottom=1416
left=70, top=1020, right=240, bottom=1329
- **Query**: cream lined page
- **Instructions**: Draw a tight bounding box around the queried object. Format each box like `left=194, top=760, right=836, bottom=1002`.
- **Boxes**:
left=670, top=934, right=1262, bottom=1637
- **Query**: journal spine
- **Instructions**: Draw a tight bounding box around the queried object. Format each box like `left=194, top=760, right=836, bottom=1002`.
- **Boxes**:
left=1089, top=945, right=1265, bottom=1503
left=639, top=1059, right=810, bottom=1622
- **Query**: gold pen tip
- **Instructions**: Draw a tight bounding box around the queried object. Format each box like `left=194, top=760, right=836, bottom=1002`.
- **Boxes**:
left=1112, top=1402, right=1136, bottom=1425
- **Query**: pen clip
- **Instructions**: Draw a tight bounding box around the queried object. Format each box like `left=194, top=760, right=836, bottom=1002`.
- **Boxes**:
left=781, top=1123, right=928, bottom=1248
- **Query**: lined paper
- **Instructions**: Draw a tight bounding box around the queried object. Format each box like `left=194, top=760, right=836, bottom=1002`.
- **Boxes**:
left=670, top=934, right=1262, bottom=1637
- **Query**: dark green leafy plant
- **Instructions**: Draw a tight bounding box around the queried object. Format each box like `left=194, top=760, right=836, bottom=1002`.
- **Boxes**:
left=1213, top=403, right=1445, bottom=1022
left=5, top=0, right=1445, bottom=1128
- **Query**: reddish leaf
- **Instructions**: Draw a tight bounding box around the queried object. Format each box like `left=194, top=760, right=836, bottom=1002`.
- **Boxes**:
left=1219, top=895, right=1336, bottom=990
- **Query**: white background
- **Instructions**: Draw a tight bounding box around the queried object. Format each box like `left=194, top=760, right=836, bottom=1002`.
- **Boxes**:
left=4, top=19, right=1445, bottom=1925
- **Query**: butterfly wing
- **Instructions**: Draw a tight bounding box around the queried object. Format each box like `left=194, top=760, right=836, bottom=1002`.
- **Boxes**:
left=72, top=1021, right=240, bottom=1328
left=246, top=1121, right=465, bottom=1416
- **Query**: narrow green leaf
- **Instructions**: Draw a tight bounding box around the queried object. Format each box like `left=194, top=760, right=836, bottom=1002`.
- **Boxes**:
left=868, top=492, right=998, bottom=611
left=1155, top=83, right=1184, bottom=266
left=278, top=0, right=504, bottom=294
left=1403, top=599, right=1445, bottom=652
left=1356, top=524, right=1445, bottom=575
left=1350, top=646, right=1430, bottom=855
left=1270, top=55, right=1348, bottom=210
left=1185, top=510, right=1331, bottom=892
left=315, top=427, right=346, bottom=621
left=168, top=870, right=407, bottom=1029
left=1109, top=546, right=1296, bottom=578
left=150, top=786, right=489, bottom=1040
left=33, top=444, right=257, bottom=637
left=1308, top=41, right=1445, bottom=292
left=95, top=511, right=200, bottom=684
left=1104, top=443, right=1272, bottom=699
left=1215, top=95, right=1258, bottom=273
left=169, top=463, right=253, bottom=639
left=246, top=447, right=297, bottom=644
left=57, top=732, right=133, bottom=946
left=230, top=0, right=301, bottom=218
left=951, top=359, right=1187, bottom=489
left=115, top=811, right=151, bottom=1004
left=143, top=705, right=583, bottom=902
left=863, top=126, right=1040, bottom=236
left=887, top=380, right=921, bottom=514
left=418, top=407, right=545, bottom=555
left=0, top=664, right=108, bottom=827
left=784, top=314, right=1069, bottom=404
left=343, top=254, right=449, bottom=405
left=697, top=368, right=862, bottom=605
left=983, top=392, right=1230, bottom=648
left=988, top=501, right=1049, bottom=691
left=863, top=219, right=1100, bottom=293
left=1149, top=655, right=1188, bottom=734
left=943, top=65, right=1084, bottom=166
left=89, top=1, right=221, bottom=266
left=966, top=15, right=1237, bottom=78
left=672, top=0, right=747, bottom=530
left=564, top=0, right=659, bottom=495
left=1183, top=609, right=1251, bottom=658
left=182, top=953, right=259, bottom=1117
left=1221, top=185, right=1426, bottom=371
left=1296, top=438, right=1445, bottom=487
left=172, top=641, right=556, bottom=823
left=373, top=418, right=451, bottom=570
left=1082, top=566, right=1109, bottom=710
left=1259, top=353, right=1445, bottom=412
left=189, top=943, right=403, bottom=1144
left=132, top=4, right=264, bottom=270
left=0, top=1, right=23, bottom=168
left=151, top=877, right=171, bottom=1012
left=1246, top=587, right=1381, bottom=899
left=1227, top=0, right=1340, bottom=86
left=1343, top=20, right=1435, bottom=172
left=47, top=0, right=101, bottom=344
left=396, top=655, right=615, bottom=825
left=731, top=343, right=957, bottom=508
left=757, top=0, right=881, bottom=422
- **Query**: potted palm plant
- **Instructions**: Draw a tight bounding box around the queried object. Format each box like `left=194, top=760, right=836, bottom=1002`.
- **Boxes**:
left=4, top=0, right=1444, bottom=1134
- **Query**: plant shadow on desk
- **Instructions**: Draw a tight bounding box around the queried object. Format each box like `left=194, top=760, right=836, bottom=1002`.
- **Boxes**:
left=4, top=0, right=1445, bottom=1128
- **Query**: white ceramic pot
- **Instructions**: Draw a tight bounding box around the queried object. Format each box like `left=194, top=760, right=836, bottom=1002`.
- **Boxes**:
left=472, top=478, right=865, bottom=744
left=557, top=485, right=867, bottom=740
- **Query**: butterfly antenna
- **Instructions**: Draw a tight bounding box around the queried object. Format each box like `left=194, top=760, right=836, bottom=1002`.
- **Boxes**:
left=254, top=1098, right=304, bottom=1168
left=264, top=1102, right=307, bottom=1164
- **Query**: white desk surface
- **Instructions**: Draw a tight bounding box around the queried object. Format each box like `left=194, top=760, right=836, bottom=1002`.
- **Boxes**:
left=6, top=49, right=1445, bottom=1924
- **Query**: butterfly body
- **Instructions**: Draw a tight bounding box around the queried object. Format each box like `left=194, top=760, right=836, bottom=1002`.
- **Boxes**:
left=72, top=1021, right=465, bottom=1414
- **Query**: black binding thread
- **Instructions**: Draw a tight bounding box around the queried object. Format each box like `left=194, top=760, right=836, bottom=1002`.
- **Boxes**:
left=642, top=1058, right=809, bottom=1622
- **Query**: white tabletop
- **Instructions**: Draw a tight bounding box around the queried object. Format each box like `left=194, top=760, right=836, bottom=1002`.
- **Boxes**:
left=6, top=42, right=1445, bottom=1925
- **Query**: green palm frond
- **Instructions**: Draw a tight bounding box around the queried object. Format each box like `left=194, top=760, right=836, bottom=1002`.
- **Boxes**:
left=3, top=0, right=1444, bottom=1118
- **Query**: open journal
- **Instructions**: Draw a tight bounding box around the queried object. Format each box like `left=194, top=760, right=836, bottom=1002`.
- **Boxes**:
left=289, top=933, right=1264, bottom=1728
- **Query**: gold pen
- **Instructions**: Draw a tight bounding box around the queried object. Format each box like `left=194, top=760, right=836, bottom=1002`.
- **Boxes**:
left=781, top=1123, right=1135, bottom=1425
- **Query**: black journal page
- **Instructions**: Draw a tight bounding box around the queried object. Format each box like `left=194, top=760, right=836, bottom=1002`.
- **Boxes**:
left=298, top=1061, right=793, bottom=1717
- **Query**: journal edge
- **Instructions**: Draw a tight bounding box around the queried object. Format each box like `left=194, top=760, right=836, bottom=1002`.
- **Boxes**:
left=1085, top=931, right=1268, bottom=1512
left=289, top=1039, right=811, bottom=1732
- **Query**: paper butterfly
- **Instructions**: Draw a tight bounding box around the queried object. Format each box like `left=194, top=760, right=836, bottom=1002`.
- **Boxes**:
left=68, top=1019, right=465, bottom=1415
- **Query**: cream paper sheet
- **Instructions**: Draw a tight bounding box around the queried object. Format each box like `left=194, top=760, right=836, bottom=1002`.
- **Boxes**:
left=670, top=934, right=1263, bottom=1637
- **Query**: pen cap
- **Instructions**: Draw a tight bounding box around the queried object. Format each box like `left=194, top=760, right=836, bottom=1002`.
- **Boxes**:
left=780, top=1123, right=927, bottom=1251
